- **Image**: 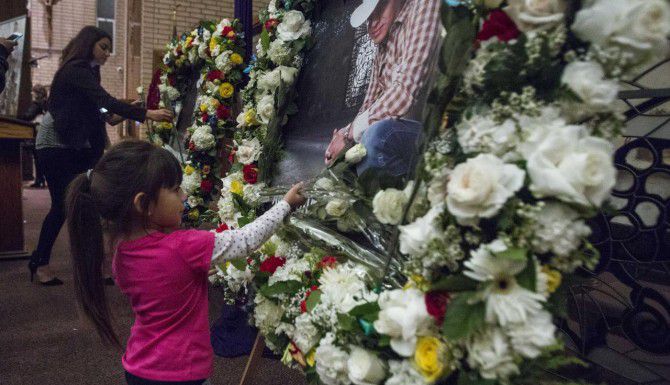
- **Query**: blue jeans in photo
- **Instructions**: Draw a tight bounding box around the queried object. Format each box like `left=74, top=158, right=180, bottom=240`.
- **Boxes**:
left=356, top=118, right=423, bottom=178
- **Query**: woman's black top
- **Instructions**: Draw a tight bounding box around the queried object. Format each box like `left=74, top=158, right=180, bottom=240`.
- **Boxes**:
left=48, top=59, right=146, bottom=156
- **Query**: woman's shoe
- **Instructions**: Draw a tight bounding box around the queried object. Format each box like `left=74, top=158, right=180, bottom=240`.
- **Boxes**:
left=28, top=261, right=64, bottom=286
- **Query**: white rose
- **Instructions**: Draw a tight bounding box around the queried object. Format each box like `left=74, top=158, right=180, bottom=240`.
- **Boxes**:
left=572, top=0, right=670, bottom=59
left=372, top=188, right=407, bottom=225
left=398, top=205, right=442, bottom=257
left=347, top=347, right=387, bottom=385
left=257, top=66, right=299, bottom=92
left=504, top=0, right=567, bottom=32
left=325, top=199, right=350, bottom=217
left=256, top=94, right=276, bottom=124
left=235, top=138, right=262, bottom=165
left=373, top=288, right=433, bottom=357
left=345, top=143, right=367, bottom=164
left=191, top=125, right=216, bottom=151
left=524, top=124, right=616, bottom=206
left=561, top=61, right=619, bottom=113
left=277, top=10, right=312, bottom=42
left=447, top=154, right=525, bottom=226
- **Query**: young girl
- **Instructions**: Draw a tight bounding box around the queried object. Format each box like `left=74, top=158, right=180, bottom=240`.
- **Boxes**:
left=66, top=140, right=305, bottom=385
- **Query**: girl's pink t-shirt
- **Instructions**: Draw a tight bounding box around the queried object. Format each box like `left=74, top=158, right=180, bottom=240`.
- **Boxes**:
left=113, top=229, right=215, bottom=382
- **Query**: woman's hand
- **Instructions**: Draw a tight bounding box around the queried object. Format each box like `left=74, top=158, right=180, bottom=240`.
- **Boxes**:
left=283, top=182, right=307, bottom=209
left=146, top=109, right=174, bottom=122
left=324, top=128, right=349, bottom=165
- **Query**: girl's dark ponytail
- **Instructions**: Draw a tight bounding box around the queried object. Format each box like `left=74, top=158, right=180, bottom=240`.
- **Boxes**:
left=66, top=172, right=119, bottom=348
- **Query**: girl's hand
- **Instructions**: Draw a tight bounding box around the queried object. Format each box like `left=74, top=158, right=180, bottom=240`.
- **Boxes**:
left=284, top=182, right=307, bottom=209
left=146, top=109, right=174, bottom=122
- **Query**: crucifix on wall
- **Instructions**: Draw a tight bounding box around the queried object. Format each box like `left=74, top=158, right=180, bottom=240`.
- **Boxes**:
left=38, top=0, right=62, bottom=49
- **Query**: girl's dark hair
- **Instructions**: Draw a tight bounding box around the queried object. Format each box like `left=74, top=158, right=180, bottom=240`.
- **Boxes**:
left=66, top=140, right=182, bottom=347
left=59, top=26, right=112, bottom=68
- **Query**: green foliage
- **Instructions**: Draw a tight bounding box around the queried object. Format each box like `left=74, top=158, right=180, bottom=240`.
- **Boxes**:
left=432, top=275, right=479, bottom=292
left=259, top=280, right=303, bottom=298
left=230, top=258, right=247, bottom=271
left=305, top=289, right=322, bottom=312
left=516, top=257, right=537, bottom=292
left=442, top=292, right=486, bottom=340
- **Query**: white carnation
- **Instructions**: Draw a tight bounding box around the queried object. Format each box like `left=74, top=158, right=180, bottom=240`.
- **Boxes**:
left=506, top=310, right=556, bottom=359
left=372, top=188, right=408, bottom=225
left=224, top=261, right=254, bottom=294
left=181, top=171, right=201, bottom=195
left=267, top=39, right=294, bottom=65
left=268, top=258, right=310, bottom=286
left=214, top=50, right=233, bottom=72
left=235, top=138, right=262, bottom=165
left=457, top=114, right=520, bottom=161
left=531, top=202, right=592, bottom=257
left=315, top=333, right=350, bottom=385
left=325, top=199, right=350, bottom=217
left=191, top=125, right=216, bottom=151
left=253, top=294, right=283, bottom=335
left=291, top=313, right=321, bottom=353
left=385, top=360, right=425, bottom=385
left=398, top=205, right=442, bottom=257
left=277, top=10, right=312, bottom=42
left=467, top=328, right=520, bottom=381
left=319, top=262, right=376, bottom=314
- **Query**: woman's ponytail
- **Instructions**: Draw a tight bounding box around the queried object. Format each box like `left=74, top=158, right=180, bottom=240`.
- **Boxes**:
left=66, top=172, right=119, bottom=348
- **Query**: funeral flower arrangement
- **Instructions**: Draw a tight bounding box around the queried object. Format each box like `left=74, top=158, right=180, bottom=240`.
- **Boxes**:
left=146, top=18, right=247, bottom=224
left=212, top=0, right=670, bottom=385
left=216, top=0, right=317, bottom=229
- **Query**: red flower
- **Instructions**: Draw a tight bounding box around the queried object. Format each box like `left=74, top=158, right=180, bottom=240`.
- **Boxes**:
left=425, top=290, right=451, bottom=327
left=317, top=256, right=338, bottom=270
left=221, top=26, right=234, bottom=37
left=476, top=10, right=520, bottom=43
left=216, top=223, right=229, bottom=233
left=200, top=179, right=214, bottom=193
left=243, top=164, right=258, bottom=184
left=207, top=70, right=224, bottom=82
left=216, top=104, right=231, bottom=120
left=201, top=113, right=209, bottom=123
left=265, top=18, right=280, bottom=31
left=259, top=256, right=286, bottom=274
left=300, top=300, right=307, bottom=313
left=228, top=147, right=237, bottom=164
left=188, top=141, right=196, bottom=151
left=147, top=69, right=162, bottom=109
left=300, top=285, right=320, bottom=313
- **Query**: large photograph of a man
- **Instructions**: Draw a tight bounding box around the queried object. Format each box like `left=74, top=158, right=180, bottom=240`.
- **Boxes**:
left=324, top=0, right=441, bottom=178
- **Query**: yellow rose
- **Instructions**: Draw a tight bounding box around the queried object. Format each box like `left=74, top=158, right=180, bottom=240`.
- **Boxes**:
left=230, top=180, right=244, bottom=195
left=199, top=103, right=208, bottom=113
left=184, top=165, right=195, bottom=175
left=306, top=350, right=316, bottom=367
left=244, top=109, right=258, bottom=125
left=230, top=53, right=243, bottom=65
left=209, top=38, right=218, bottom=53
left=184, top=36, right=193, bottom=47
left=414, top=336, right=448, bottom=383
left=219, top=82, right=234, bottom=98
left=188, top=208, right=200, bottom=221
left=541, top=265, right=562, bottom=294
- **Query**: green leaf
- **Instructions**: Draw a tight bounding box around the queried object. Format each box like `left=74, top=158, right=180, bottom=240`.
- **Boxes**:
left=516, top=258, right=537, bottom=292
left=442, top=292, right=485, bottom=340
left=237, top=215, right=252, bottom=228
left=338, top=314, right=356, bottom=332
left=305, top=289, right=322, bottom=312
left=259, top=280, right=302, bottom=297
left=229, top=258, right=247, bottom=271
left=378, top=335, right=390, bottom=347
left=495, top=247, right=527, bottom=261
left=432, top=275, right=479, bottom=292
left=260, top=28, right=270, bottom=51
left=457, top=371, right=496, bottom=385
left=349, top=302, right=381, bottom=318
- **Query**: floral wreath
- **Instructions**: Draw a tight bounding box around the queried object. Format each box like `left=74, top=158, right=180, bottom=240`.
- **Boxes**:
left=211, top=0, right=670, bottom=385
left=143, top=18, right=247, bottom=225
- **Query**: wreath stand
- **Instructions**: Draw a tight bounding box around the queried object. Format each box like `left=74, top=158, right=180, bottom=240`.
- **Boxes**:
left=238, top=335, right=266, bottom=385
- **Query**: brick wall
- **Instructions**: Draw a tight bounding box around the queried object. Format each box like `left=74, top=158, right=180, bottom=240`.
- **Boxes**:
left=29, top=0, right=271, bottom=144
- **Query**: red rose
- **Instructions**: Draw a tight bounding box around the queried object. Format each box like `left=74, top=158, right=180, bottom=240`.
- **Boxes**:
left=207, top=70, right=224, bottom=82
left=300, top=300, right=307, bottom=313
left=201, top=113, right=209, bottom=123
left=188, top=141, right=196, bottom=151
left=317, top=256, right=338, bottom=270
left=425, top=290, right=451, bottom=327
left=243, top=164, right=258, bottom=184
left=265, top=19, right=280, bottom=31
left=476, top=10, right=520, bottom=43
left=200, top=179, right=214, bottom=193
left=147, top=69, right=162, bottom=109
left=259, top=256, right=286, bottom=274
left=221, top=26, right=234, bottom=37
left=216, top=104, right=231, bottom=120
left=216, top=223, right=229, bottom=233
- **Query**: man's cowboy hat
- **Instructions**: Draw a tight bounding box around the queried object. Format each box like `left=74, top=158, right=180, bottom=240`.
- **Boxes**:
left=350, top=0, right=381, bottom=28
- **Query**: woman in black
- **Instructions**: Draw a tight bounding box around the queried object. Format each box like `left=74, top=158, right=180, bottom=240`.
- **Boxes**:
left=29, top=26, right=173, bottom=285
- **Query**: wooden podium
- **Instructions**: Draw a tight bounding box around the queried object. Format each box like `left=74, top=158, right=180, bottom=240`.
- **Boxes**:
left=0, top=116, right=34, bottom=259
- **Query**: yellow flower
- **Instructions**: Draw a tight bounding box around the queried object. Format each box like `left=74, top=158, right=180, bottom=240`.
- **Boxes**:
left=244, top=109, right=258, bottom=125
left=184, top=36, right=193, bottom=47
left=414, top=336, right=449, bottom=383
left=209, top=38, right=218, bottom=53
left=202, top=165, right=211, bottom=174
left=230, top=180, right=244, bottom=195
left=188, top=208, right=200, bottom=221
left=541, top=265, right=562, bottom=294
left=230, top=53, right=243, bottom=65
left=225, top=261, right=231, bottom=269
left=306, top=350, right=316, bottom=367
left=219, top=82, right=234, bottom=98
left=226, top=30, right=236, bottom=39
left=199, top=103, right=208, bottom=113
left=184, top=165, right=195, bottom=175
